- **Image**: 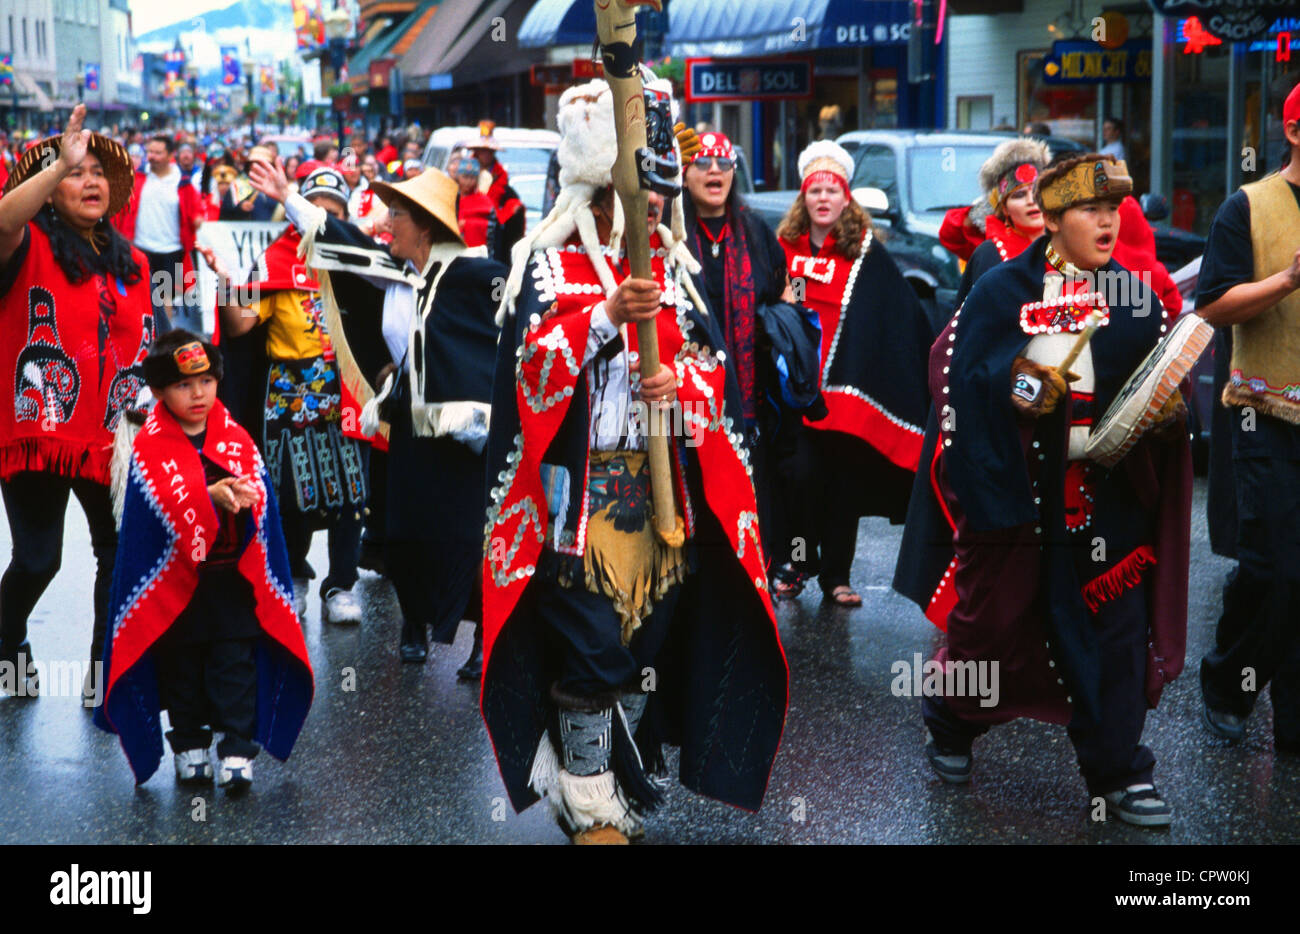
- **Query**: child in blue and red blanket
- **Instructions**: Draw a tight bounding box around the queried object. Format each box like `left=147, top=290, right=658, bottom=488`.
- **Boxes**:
left=94, top=330, right=313, bottom=793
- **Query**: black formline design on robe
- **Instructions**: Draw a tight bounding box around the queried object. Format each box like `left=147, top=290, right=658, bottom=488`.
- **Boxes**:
left=481, top=251, right=788, bottom=814
left=893, top=237, right=1191, bottom=732
left=302, top=214, right=506, bottom=641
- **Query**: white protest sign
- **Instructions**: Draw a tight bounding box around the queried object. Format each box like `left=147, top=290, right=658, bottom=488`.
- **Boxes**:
left=194, top=221, right=288, bottom=334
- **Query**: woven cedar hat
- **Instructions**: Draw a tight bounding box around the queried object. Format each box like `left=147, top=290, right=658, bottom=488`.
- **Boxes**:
left=1036, top=154, right=1133, bottom=213
left=3, top=131, right=134, bottom=217
left=369, top=166, right=464, bottom=246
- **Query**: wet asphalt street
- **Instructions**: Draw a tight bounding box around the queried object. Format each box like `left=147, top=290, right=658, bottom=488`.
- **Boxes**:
left=1, top=478, right=1297, bottom=845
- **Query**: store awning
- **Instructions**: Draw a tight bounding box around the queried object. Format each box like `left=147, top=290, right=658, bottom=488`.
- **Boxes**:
left=669, top=0, right=913, bottom=58
left=10, top=73, right=53, bottom=112
left=348, top=0, right=441, bottom=90
left=402, top=0, right=543, bottom=86
left=517, top=0, right=595, bottom=49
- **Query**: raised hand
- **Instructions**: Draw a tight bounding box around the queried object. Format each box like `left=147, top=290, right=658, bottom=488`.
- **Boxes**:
left=197, top=245, right=230, bottom=281
left=248, top=155, right=290, bottom=204
left=57, top=104, right=91, bottom=172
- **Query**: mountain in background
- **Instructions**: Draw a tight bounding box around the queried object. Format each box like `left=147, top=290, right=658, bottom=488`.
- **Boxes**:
left=135, top=0, right=301, bottom=80
left=136, top=0, right=296, bottom=45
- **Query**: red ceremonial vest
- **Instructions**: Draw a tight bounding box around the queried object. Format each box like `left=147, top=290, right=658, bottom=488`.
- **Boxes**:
left=0, top=222, right=153, bottom=485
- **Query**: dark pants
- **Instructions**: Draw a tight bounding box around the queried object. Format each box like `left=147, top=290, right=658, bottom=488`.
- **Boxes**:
left=1201, top=455, right=1300, bottom=747
left=282, top=505, right=364, bottom=597
left=0, top=472, right=117, bottom=662
left=363, top=447, right=388, bottom=549
left=388, top=543, right=481, bottom=644
left=155, top=633, right=260, bottom=759
left=539, top=576, right=682, bottom=697
left=783, top=429, right=864, bottom=590
left=141, top=248, right=186, bottom=322
left=924, top=583, right=1156, bottom=797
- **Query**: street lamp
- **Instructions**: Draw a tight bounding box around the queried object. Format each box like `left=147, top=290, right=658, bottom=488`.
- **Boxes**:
left=325, top=4, right=351, bottom=147
left=184, top=63, right=200, bottom=134
left=243, top=56, right=257, bottom=142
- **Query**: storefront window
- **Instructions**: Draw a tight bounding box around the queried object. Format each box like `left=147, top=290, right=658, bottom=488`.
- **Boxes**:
left=1170, top=41, right=1229, bottom=233
left=868, top=69, right=898, bottom=128
left=1018, top=49, right=1097, bottom=140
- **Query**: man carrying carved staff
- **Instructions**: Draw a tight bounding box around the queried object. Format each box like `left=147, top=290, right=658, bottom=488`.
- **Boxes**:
left=893, top=154, right=1192, bottom=827
left=1195, top=84, right=1300, bottom=754
left=480, top=69, right=788, bottom=845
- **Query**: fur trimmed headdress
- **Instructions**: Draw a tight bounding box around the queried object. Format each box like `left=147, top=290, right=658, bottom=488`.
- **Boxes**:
left=496, top=70, right=701, bottom=327
left=969, top=137, right=1051, bottom=232
left=797, top=139, right=855, bottom=185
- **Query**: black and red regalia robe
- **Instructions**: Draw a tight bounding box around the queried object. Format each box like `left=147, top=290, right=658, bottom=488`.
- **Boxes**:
left=893, top=237, right=1191, bottom=792
left=480, top=232, right=789, bottom=813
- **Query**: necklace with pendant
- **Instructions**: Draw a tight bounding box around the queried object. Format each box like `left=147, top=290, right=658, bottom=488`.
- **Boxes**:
left=698, top=218, right=728, bottom=259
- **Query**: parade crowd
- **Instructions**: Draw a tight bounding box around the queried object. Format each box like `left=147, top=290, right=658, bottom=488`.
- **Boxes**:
left=0, top=63, right=1297, bottom=846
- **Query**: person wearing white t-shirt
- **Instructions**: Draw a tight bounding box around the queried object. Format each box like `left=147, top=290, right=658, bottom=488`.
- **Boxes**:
left=133, top=136, right=201, bottom=323
left=1100, top=118, right=1127, bottom=161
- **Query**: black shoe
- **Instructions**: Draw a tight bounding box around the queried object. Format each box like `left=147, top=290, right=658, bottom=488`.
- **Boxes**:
left=0, top=640, right=39, bottom=698
left=925, top=741, right=972, bottom=784
left=400, top=621, right=428, bottom=664
left=770, top=563, right=811, bottom=601
left=457, top=632, right=483, bottom=681
left=1202, top=695, right=1246, bottom=743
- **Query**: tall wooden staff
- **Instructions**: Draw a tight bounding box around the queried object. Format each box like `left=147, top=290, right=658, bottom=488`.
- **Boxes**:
left=594, top=0, right=684, bottom=547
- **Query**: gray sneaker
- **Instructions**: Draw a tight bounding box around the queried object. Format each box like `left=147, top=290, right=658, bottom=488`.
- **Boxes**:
left=1104, top=784, right=1172, bottom=827
left=925, top=741, right=973, bottom=784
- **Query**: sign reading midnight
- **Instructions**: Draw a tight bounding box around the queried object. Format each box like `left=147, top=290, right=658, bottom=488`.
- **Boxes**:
left=1041, top=39, right=1153, bottom=83
left=1148, top=0, right=1300, bottom=41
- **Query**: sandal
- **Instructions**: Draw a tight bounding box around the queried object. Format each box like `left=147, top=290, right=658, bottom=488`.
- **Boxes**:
left=771, top=563, right=810, bottom=600
left=828, top=585, right=862, bottom=607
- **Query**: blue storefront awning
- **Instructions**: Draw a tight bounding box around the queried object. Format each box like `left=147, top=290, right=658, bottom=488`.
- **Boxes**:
left=669, top=0, right=913, bottom=58
left=518, top=0, right=596, bottom=48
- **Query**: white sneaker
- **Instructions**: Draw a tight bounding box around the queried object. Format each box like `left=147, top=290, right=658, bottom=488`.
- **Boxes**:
left=174, top=749, right=213, bottom=784
left=323, top=588, right=363, bottom=625
left=292, top=578, right=309, bottom=619
left=219, top=755, right=253, bottom=792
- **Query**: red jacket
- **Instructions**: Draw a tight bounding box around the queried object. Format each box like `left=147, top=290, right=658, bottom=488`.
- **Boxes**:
left=1112, top=195, right=1182, bottom=317
left=486, top=161, right=523, bottom=224
left=939, top=205, right=986, bottom=263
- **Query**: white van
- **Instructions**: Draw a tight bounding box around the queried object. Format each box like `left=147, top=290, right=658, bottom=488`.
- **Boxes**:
left=421, top=126, right=559, bottom=179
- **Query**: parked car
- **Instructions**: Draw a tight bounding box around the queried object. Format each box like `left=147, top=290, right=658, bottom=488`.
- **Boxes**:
left=509, top=172, right=547, bottom=233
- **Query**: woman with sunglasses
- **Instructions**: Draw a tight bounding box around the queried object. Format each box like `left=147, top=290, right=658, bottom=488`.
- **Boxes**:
left=680, top=131, right=822, bottom=591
